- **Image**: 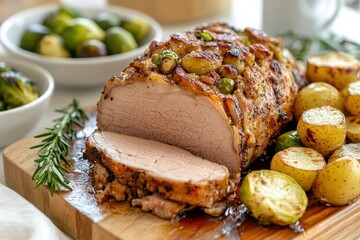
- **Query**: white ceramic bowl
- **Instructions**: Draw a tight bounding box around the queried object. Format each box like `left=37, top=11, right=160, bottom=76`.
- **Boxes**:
left=0, top=4, right=163, bottom=87
left=0, top=58, right=55, bottom=148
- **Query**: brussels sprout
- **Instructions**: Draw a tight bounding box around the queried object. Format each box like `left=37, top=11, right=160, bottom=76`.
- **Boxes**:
left=104, top=27, right=138, bottom=54
left=181, top=50, right=222, bottom=75
left=38, top=34, right=71, bottom=58
left=76, top=39, right=107, bottom=58
left=153, top=50, right=179, bottom=74
left=218, top=78, right=235, bottom=94
left=43, top=13, right=73, bottom=35
left=240, top=170, right=308, bottom=226
left=94, top=12, right=120, bottom=30
left=120, top=19, right=150, bottom=43
left=275, top=130, right=303, bottom=153
left=195, top=30, right=214, bottom=41
left=20, top=24, right=51, bottom=52
left=0, top=61, right=12, bottom=74
left=58, top=5, right=80, bottom=18
left=0, top=98, right=5, bottom=111
left=0, top=71, right=39, bottom=109
left=62, top=18, right=105, bottom=52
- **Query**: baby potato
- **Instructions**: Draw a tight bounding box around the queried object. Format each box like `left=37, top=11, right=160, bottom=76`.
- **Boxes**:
left=328, top=143, right=360, bottom=163
left=342, top=81, right=360, bottom=116
left=297, top=106, right=346, bottom=157
left=312, top=157, right=360, bottom=206
left=345, top=116, right=360, bottom=143
left=294, top=82, right=344, bottom=120
left=306, top=52, right=360, bottom=90
left=270, top=147, right=326, bottom=191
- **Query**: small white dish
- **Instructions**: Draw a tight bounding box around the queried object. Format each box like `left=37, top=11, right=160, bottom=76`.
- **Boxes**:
left=0, top=58, right=55, bottom=148
left=0, top=4, right=163, bottom=87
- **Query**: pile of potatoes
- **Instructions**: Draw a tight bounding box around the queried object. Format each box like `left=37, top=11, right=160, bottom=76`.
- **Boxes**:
left=271, top=51, right=360, bottom=207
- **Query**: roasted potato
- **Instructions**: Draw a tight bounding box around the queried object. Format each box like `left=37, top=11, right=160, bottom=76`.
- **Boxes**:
left=312, top=157, right=360, bottom=206
left=328, top=143, right=360, bottom=163
left=345, top=116, right=360, bottom=143
left=270, top=147, right=326, bottom=191
left=306, top=52, right=360, bottom=90
left=341, top=81, right=360, bottom=116
left=294, top=82, right=344, bottom=120
left=297, top=106, right=346, bottom=157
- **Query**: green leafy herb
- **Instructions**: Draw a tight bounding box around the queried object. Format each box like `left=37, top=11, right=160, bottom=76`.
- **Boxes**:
left=31, top=99, right=87, bottom=195
left=280, top=31, right=360, bottom=60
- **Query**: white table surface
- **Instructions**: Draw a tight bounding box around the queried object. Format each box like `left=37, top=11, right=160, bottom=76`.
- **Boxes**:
left=0, top=0, right=359, bottom=239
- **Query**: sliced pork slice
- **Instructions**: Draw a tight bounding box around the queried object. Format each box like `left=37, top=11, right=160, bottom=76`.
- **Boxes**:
left=97, top=23, right=298, bottom=180
left=84, top=131, right=232, bottom=209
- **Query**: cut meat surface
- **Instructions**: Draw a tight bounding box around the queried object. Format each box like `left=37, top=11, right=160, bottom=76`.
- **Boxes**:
left=97, top=23, right=298, bottom=180
left=85, top=131, right=232, bottom=209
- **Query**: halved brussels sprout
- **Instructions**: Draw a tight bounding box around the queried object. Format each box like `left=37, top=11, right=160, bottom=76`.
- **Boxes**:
left=153, top=50, right=179, bottom=74
left=38, top=34, right=71, bottom=58
left=76, top=39, right=107, bottom=58
left=0, top=71, right=39, bottom=109
left=240, top=170, right=308, bottom=226
left=181, top=50, right=222, bottom=75
left=218, top=78, right=235, bottom=95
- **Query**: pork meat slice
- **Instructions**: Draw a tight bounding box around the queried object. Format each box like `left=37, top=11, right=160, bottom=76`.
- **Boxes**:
left=97, top=23, right=298, bottom=179
left=84, top=131, right=232, bottom=209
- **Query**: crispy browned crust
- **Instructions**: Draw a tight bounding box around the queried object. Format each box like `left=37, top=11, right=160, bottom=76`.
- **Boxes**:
left=84, top=140, right=231, bottom=209
left=97, top=22, right=298, bottom=172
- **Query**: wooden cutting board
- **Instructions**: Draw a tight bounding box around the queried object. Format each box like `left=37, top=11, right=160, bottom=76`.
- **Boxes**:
left=3, top=115, right=360, bottom=240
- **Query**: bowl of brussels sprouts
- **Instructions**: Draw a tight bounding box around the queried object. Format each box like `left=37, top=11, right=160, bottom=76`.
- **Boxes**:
left=0, top=59, right=54, bottom=148
left=0, top=4, right=163, bottom=87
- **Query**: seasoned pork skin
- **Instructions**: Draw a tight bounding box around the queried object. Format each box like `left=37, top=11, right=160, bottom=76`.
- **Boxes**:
left=97, top=23, right=298, bottom=179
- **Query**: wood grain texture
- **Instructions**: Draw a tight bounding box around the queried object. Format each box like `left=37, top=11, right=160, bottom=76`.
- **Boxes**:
left=3, top=134, right=360, bottom=240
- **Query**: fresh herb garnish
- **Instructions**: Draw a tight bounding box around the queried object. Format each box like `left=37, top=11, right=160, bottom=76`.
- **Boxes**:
left=31, top=99, right=87, bottom=195
left=280, top=31, right=360, bottom=60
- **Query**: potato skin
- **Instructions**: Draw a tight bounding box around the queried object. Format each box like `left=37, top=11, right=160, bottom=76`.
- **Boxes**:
left=294, top=82, right=344, bottom=120
left=297, top=106, right=346, bottom=157
left=342, top=81, right=360, bottom=116
left=345, top=116, right=360, bottom=143
left=328, top=143, right=360, bottom=163
left=306, top=52, right=360, bottom=90
left=312, top=157, right=360, bottom=206
left=270, top=147, right=326, bottom=191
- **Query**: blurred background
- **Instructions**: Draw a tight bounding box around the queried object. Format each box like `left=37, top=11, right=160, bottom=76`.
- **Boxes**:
left=1, top=0, right=359, bottom=41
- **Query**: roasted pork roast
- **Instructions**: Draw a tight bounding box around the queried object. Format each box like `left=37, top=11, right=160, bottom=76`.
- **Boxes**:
left=86, top=23, right=299, bottom=219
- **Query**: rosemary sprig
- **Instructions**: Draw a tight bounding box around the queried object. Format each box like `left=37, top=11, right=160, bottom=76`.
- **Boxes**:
left=280, top=31, right=360, bottom=60
left=30, top=99, right=87, bottom=195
